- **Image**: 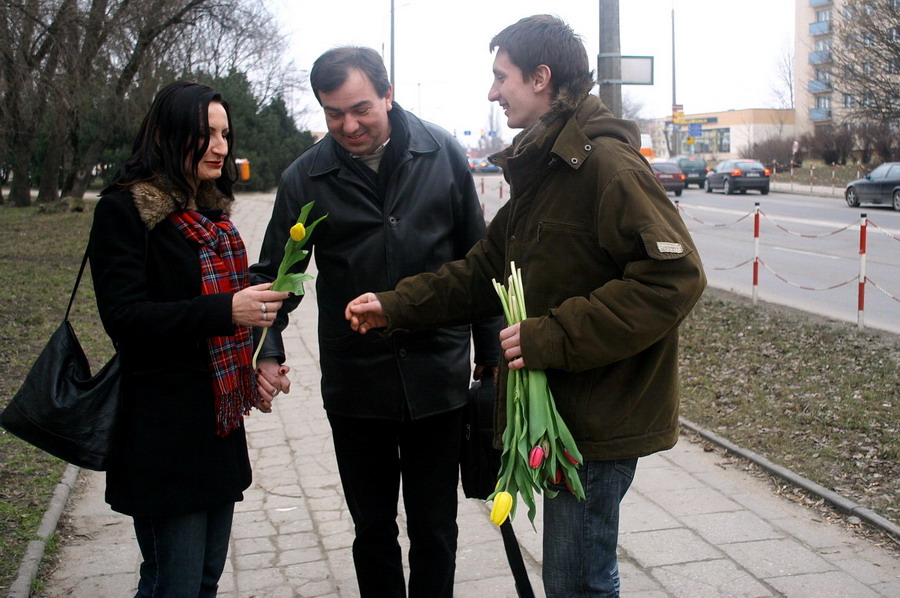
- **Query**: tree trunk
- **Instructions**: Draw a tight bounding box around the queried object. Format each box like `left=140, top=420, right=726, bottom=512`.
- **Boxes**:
left=9, top=153, right=33, bottom=207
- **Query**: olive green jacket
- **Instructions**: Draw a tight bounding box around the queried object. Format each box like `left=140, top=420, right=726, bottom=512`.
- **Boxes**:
left=378, top=94, right=706, bottom=460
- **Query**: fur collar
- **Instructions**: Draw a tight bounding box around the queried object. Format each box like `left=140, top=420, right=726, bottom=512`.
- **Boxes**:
left=509, top=74, right=594, bottom=158
left=130, top=179, right=232, bottom=230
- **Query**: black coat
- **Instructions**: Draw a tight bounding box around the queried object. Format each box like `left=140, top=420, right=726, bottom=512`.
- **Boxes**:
left=89, top=182, right=251, bottom=518
left=250, top=105, right=499, bottom=420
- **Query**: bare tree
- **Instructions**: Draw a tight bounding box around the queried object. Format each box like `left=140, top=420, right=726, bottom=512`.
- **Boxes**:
left=1, top=0, right=295, bottom=205
left=832, top=0, right=900, bottom=160
left=621, top=92, right=646, bottom=121
left=770, top=40, right=794, bottom=109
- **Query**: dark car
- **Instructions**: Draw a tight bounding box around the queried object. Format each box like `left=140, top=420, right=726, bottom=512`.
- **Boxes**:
left=673, top=155, right=709, bottom=188
left=845, top=162, right=900, bottom=211
left=471, top=157, right=501, bottom=173
left=650, top=161, right=685, bottom=197
left=467, top=157, right=479, bottom=172
left=704, top=159, right=771, bottom=195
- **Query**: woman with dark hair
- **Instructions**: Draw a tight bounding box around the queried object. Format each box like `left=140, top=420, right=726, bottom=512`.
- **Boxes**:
left=89, top=81, right=289, bottom=597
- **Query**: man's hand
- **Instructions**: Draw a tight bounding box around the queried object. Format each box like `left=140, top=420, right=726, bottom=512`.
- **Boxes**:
left=345, top=293, right=388, bottom=334
left=255, top=358, right=291, bottom=412
left=499, top=322, right=526, bottom=370
left=473, top=364, right=499, bottom=381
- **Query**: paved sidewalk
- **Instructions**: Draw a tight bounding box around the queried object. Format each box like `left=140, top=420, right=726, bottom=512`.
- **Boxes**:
left=34, top=192, right=900, bottom=598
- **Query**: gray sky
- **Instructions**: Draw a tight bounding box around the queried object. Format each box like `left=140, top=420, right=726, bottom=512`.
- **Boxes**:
left=272, top=0, right=795, bottom=149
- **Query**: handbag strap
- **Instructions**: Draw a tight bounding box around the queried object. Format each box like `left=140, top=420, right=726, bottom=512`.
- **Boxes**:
left=65, top=245, right=90, bottom=321
left=500, top=520, right=535, bottom=598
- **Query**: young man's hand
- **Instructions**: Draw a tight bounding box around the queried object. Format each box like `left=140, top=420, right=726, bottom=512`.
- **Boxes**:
left=499, top=322, right=526, bottom=370
left=345, top=293, right=388, bottom=334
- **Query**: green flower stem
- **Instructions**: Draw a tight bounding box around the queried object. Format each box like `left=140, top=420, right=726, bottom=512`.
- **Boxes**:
left=490, top=261, right=586, bottom=525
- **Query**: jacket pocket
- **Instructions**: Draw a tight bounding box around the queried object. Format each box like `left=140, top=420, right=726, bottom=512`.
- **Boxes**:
left=536, top=219, right=592, bottom=243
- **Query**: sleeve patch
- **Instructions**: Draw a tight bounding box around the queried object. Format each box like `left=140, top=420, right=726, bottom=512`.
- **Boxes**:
left=657, top=241, right=684, bottom=254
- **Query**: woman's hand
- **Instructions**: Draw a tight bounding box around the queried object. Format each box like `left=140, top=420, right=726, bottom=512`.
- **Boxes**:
left=232, top=283, right=290, bottom=328
left=255, top=358, right=291, bottom=413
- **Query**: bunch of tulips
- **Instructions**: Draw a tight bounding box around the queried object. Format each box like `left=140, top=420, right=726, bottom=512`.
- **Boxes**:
left=252, top=201, right=326, bottom=368
left=487, top=262, right=585, bottom=527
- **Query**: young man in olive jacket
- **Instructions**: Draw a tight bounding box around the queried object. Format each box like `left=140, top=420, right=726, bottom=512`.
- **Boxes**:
left=346, top=16, right=706, bottom=598
left=249, top=47, right=499, bottom=598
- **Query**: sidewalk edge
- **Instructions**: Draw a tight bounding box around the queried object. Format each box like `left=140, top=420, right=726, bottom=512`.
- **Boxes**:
left=7, top=464, right=80, bottom=598
left=679, top=417, right=900, bottom=541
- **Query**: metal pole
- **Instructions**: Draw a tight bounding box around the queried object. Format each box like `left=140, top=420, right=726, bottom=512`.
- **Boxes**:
left=671, top=6, right=680, bottom=157
left=390, top=0, right=395, bottom=86
left=598, top=0, right=622, bottom=117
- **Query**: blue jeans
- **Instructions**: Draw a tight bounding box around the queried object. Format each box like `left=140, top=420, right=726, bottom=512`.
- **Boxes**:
left=132, top=502, right=235, bottom=598
left=542, top=458, right=638, bottom=598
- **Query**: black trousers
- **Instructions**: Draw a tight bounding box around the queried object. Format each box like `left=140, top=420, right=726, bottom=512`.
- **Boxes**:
left=328, top=407, right=463, bottom=598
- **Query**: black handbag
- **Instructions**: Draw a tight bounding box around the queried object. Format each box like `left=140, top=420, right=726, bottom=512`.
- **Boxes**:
left=461, top=376, right=535, bottom=598
left=0, top=246, right=120, bottom=471
left=461, top=376, right=501, bottom=500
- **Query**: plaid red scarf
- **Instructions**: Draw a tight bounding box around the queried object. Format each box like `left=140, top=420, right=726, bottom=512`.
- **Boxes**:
left=169, top=209, right=258, bottom=436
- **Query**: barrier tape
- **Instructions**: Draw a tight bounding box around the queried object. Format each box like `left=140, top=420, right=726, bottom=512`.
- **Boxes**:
left=867, top=277, right=900, bottom=303
left=866, top=219, right=900, bottom=242
left=708, top=258, right=754, bottom=271
left=758, top=259, right=857, bottom=291
left=759, top=210, right=855, bottom=238
left=675, top=203, right=753, bottom=227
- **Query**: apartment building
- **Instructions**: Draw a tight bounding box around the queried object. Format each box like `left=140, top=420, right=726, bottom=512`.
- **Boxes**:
left=795, top=0, right=899, bottom=137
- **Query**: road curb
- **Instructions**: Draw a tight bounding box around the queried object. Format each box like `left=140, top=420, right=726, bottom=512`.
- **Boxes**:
left=7, top=464, right=80, bottom=598
left=680, top=417, right=900, bottom=541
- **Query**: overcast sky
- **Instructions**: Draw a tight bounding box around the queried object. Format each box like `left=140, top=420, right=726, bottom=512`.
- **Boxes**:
left=271, top=0, right=795, bottom=149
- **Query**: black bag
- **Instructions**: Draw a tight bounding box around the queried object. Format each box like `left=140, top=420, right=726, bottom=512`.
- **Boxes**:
left=0, top=247, right=120, bottom=471
left=460, top=376, right=500, bottom=500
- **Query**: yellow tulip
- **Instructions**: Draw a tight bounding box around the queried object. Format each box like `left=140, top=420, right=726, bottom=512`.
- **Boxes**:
left=290, top=222, right=306, bottom=242
left=490, top=491, right=513, bottom=526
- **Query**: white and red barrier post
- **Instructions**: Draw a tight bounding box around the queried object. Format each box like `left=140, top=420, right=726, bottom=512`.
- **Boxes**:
left=753, top=202, right=761, bottom=306
left=858, top=213, right=867, bottom=329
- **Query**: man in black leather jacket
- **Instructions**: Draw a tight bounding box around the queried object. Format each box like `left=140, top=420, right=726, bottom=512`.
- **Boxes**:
left=249, top=46, right=499, bottom=598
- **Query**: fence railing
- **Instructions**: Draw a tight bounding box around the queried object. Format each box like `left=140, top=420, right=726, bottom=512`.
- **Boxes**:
left=675, top=201, right=900, bottom=329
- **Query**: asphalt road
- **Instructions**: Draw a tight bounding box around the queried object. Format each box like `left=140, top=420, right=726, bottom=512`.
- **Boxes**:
left=473, top=173, right=900, bottom=335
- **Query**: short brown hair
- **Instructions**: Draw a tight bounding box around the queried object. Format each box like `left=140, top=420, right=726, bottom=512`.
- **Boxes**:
left=490, top=15, right=594, bottom=101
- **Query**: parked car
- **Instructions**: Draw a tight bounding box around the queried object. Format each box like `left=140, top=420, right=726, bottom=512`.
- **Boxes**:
left=672, top=155, right=709, bottom=188
left=845, top=162, right=900, bottom=211
left=470, top=157, right=501, bottom=173
left=704, top=159, right=771, bottom=195
left=650, top=161, right=685, bottom=197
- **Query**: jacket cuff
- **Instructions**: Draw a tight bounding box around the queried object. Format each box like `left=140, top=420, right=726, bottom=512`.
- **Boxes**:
left=252, top=325, right=286, bottom=364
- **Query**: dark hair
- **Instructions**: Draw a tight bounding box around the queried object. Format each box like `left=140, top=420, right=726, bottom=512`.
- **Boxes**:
left=310, top=46, right=391, bottom=104
left=490, top=14, right=594, bottom=102
left=105, top=81, right=236, bottom=201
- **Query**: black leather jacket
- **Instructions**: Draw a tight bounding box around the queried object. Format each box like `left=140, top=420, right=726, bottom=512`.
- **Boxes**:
left=250, top=104, right=499, bottom=420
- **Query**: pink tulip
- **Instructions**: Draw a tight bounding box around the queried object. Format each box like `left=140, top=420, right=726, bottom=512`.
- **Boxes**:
left=529, top=446, right=545, bottom=468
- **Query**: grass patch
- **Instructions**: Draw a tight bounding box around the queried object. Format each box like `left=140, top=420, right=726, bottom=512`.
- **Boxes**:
left=0, top=203, right=110, bottom=594
left=680, top=288, right=900, bottom=528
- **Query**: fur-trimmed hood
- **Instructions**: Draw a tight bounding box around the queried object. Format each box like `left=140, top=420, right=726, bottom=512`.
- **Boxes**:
left=130, top=179, right=233, bottom=230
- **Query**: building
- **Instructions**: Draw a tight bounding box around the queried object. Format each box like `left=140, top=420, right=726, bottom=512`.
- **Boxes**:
left=795, top=0, right=841, bottom=136
left=794, top=0, right=900, bottom=141
left=643, top=108, right=795, bottom=162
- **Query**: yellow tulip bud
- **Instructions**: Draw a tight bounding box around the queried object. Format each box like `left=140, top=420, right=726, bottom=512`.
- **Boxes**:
left=290, top=222, right=306, bottom=242
left=489, top=491, right=513, bottom=526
